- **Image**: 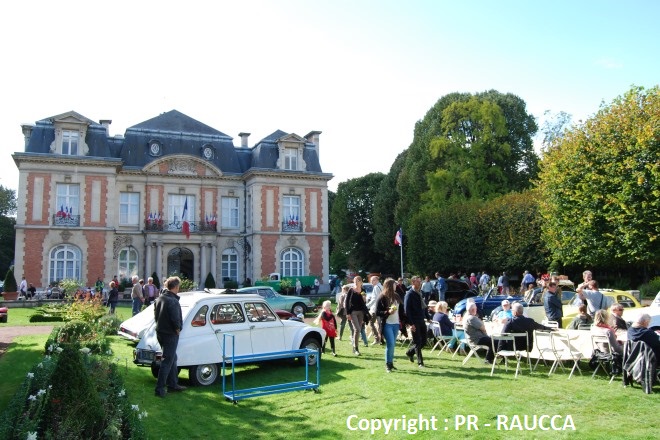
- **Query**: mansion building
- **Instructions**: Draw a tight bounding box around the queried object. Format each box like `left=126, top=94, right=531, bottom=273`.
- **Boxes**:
left=12, top=110, right=332, bottom=289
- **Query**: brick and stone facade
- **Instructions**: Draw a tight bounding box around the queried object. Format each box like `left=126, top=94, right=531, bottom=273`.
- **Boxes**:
left=12, top=110, right=332, bottom=289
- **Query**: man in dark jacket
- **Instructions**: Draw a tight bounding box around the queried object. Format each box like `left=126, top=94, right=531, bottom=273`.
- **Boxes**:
left=404, top=276, right=428, bottom=368
left=154, top=276, right=185, bottom=397
left=627, top=314, right=660, bottom=361
left=543, top=281, right=563, bottom=328
left=501, top=302, right=554, bottom=351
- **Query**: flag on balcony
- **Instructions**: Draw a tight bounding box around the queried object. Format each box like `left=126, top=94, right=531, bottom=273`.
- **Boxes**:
left=394, top=228, right=402, bottom=246
left=181, top=198, right=190, bottom=239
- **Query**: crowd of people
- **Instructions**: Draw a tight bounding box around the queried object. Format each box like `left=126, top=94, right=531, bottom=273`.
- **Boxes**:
left=330, top=269, right=659, bottom=383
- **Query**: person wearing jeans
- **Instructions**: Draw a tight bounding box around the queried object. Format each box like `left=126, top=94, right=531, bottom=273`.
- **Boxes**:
left=154, top=276, right=185, bottom=397
left=345, top=276, right=368, bottom=355
left=376, top=278, right=406, bottom=372
left=131, top=276, right=144, bottom=316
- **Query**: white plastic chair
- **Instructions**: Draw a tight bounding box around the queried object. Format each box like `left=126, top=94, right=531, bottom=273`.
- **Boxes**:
left=550, top=332, right=583, bottom=379
left=429, top=321, right=454, bottom=356
left=529, top=330, right=555, bottom=372
left=490, top=333, right=523, bottom=377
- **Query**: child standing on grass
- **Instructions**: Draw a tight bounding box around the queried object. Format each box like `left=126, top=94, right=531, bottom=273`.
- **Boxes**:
left=314, top=300, right=338, bottom=356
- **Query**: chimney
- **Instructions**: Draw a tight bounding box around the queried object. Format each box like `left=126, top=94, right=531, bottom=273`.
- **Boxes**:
left=238, top=132, right=250, bottom=148
left=21, top=124, right=34, bottom=148
left=99, top=119, right=112, bottom=136
left=305, top=130, right=321, bottom=159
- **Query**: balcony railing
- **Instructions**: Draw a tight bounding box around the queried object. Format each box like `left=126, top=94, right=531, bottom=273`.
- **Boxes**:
left=145, top=219, right=217, bottom=233
left=282, top=221, right=302, bottom=232
left=53, top=214, right=81, bottom=227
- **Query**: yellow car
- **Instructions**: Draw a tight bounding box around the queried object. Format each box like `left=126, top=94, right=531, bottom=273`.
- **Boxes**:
left=525, top=289, right=642, bottom=328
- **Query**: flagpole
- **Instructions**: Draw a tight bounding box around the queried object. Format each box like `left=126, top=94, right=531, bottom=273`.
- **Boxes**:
left=399, top=240, right=404, bottom=280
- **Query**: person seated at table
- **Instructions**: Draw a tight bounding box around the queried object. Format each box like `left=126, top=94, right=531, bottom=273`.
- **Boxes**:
left=432, top=301, right=454, bottom=337
left=567, top=304, right=593, bottom=330
left=627, top=313, right=660, bottom=361
left=608, top=303, right=628, bottom=333
left=496, top=300, right=513, bottom=324
left=426, top=300, right=438, bottom=318
left=464, top=302, right=494, bottom=363
left=591, top=309, right=622, bottom=355
left=501, top=302, right=554, bottom=352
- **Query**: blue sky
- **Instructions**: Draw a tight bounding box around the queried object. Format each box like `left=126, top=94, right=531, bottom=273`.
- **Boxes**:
left=1, top=0, right=658, bottom=193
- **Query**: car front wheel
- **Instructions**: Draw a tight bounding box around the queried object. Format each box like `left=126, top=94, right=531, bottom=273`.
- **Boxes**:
left=292, top=302, right=307, bottom=316
left=189, top=364, right=220, bottom=386
left=298, top=336, right=322, bottom=366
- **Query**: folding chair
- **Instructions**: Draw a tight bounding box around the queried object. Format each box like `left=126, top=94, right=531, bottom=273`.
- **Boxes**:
left=550, top=332, right=583, bottom=379
left=429, top=321, right=454, bottom=356
left=542, top=320, right=559, bottom=329
left=452, top=324, right=469, bottom=358
left=530, top=330, right=555, bottom=372
left=462, top=331, right=491, bottom=365
left=491, top=333, right=523, bottom=377
left=511, top=332, right=532, bottom=376
left=590, top=334, right=619, bottom=384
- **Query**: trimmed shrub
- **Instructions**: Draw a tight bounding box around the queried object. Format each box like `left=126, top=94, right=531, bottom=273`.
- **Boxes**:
left=29, top=314, right=64, bottom=323
left=204, top=272, right=216, bottom=289
left=3, top=266, right=17, bottom=293
left=0, top=346, right=146, bottom=439
left=151, top=271, right=161, bottom=289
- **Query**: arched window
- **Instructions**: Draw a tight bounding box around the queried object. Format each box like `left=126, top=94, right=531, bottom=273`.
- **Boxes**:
left=221, top=248, right=238, bottom=282
left=118, top=247, right=139, bottom=282
left=49, top=244, right=82, bottom=283
left=280, top=248, right=304, bottom=277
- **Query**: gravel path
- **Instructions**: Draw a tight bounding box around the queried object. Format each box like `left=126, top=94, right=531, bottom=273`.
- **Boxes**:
left=0, top=325, right=54, bottom=358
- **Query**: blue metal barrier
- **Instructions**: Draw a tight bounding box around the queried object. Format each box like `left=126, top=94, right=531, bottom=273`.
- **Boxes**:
left=221, top=333, right=321, bottom=403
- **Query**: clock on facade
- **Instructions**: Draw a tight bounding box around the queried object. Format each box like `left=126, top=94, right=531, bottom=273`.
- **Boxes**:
left=203, top=146, right=213, bottom=159
left=149, top=142, right=160, bottom=155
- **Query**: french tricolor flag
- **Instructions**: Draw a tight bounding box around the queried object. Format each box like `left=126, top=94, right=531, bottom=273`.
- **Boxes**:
left=181, top=198, right=190, bottom=239
left=394, top=228, right=402, bottom=247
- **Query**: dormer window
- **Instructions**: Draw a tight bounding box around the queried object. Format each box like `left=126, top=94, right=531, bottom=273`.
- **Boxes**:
left=284, top=148, right=298, bottom=171
left=62, top=130, right=79, bottom=155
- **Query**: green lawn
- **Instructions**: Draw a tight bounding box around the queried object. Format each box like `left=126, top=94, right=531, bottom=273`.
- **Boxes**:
left=1, top=313, right=658, bottom=439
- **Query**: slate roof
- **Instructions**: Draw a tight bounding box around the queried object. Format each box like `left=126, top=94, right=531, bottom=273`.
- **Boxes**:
left=22, top=110, right=325, bottom=174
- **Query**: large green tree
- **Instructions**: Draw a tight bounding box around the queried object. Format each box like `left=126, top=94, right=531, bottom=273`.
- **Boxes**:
left=0, top=185, right=16, bottom=275
left=395, top=90, right=539, bottom=235
left=372, top=151, right=408, bottom=276
left=330, top=173, right=386, bottom=273
left=537, top=85, right=660, bottom=267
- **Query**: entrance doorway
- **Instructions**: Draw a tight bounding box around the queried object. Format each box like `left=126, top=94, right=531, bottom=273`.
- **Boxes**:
left=167, top=247, right=194, bottom=280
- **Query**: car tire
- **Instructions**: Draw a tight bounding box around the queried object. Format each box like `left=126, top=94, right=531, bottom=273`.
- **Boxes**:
left=189, top=363, right=220, bottom=386
left=298, top=335, right=322, bottom=366
left=291, top=302, right=307, bottom=316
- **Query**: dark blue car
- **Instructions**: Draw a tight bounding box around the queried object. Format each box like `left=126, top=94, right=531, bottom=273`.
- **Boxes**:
left=452, top=287, right=528, bottom=320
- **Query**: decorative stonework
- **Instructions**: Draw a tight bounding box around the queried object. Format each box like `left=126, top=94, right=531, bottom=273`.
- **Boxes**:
left=60, top=230, right=72, bottom=242
left=287, top=236, right=298, bottom=246
left=168, top=158, right=197, bottom=175
left=113, top=235, right=132, bottom=259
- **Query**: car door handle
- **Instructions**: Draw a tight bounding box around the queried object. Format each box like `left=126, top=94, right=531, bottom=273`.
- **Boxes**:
left=250, top=325, right=255, bottom=329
